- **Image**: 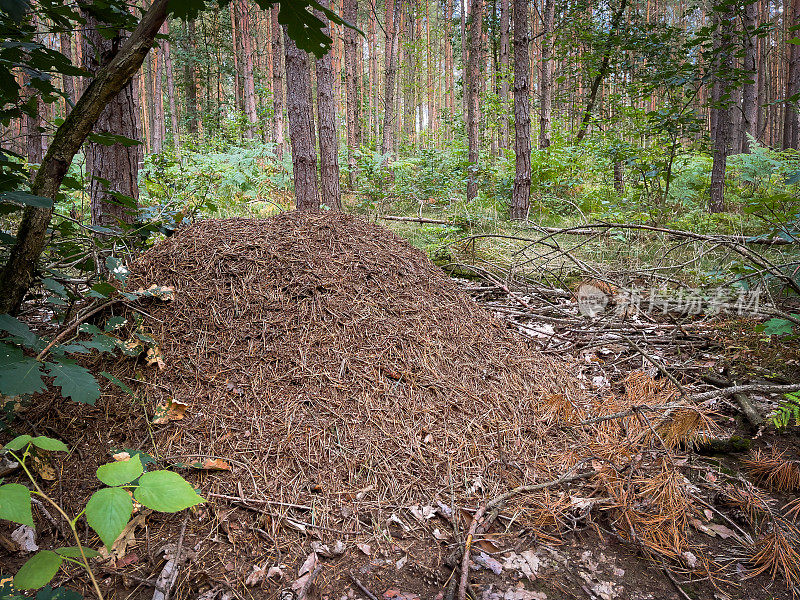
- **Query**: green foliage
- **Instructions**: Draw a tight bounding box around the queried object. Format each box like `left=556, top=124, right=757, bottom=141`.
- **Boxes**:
left=760, top=317, right=798, bottom=337
left=0, top=436, right=205, bottom=593
left=772, top=392, right=800, bottom=429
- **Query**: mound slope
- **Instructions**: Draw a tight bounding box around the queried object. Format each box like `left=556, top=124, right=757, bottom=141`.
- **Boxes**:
left=106, top=212, right=581, bottom=520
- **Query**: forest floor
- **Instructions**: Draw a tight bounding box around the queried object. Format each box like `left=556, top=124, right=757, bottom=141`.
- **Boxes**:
left=2, top=204, right=800, bottom=600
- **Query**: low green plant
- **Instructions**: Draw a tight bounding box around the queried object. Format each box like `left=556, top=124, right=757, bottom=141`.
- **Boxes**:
left=772, top=392, right=800, bottom=429
left=0, top=436, right=204, bottom=598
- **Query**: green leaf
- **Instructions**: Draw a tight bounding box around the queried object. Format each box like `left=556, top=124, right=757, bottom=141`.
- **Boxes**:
left=85, top=487, right=132, bottom=549
left=35, top=585, right=83, bottom=600
left=88, top=281, right=116, bottom=299
left=13, top=551, right=63, bottom=590
left=0, top=191, right=52, bottom=209
left=0, top=483, right=33, bottom=526
left=0, top=314, right=38, bottom=348
left=0, top=0, right=32, bottom=22
left=134, top=471, right=205, bottom=513
left=0, top=343, right=45, bottom=396
left=4, top=434, right=32, bottom=451
left=45, top=361, right=100, bottom=405
left=104, top=316, right=127, bottom=332
left=29, top=436, right=68, bottom=453
left=96, top=454, right=143, bottom=486
left=100, top=371, right=135, bottom=396
left=762, top=318, right=795, bottom=337
left=87, top=132, right=142, bottom=147
left=54, top=547, right=100, bottom=559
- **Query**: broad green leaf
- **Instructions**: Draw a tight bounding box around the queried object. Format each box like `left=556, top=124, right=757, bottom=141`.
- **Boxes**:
left=35, top=585, right=83, bottom=600
left=0, top=482, right=33, bottom=526
left=101, top=371, right=135, bottom=396
left=0, top=191, right=52, bottom=209
left=29, top=436, right=68, bottom=453
left=4, top=434, right=32, bottom=451
left=762, top=318, right=795, bottom=337
left=96, top=454, right=143, bottom=486
left=88, top=281, right=116, bottom=299
left=44, top=361, right=100, bottom=405
left=134, top=471, right=205, bottom=513
left=85, top=487, right=132, bottom=549
left=13, top=551, right=63, bottom=589
left=0, top=313, right=38, bottom=348
left=104, top=316, right=127, bottom=332
left=0, top=343, right=45, bottom=396
left=54, top=547, right=100, bottom=559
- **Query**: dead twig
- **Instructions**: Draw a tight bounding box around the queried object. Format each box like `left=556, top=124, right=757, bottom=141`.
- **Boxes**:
left=458, top=504, right=486, bottom=600
left=690, top=383, right=800, bottom=403
left=349, top=571, right=379, bottom=600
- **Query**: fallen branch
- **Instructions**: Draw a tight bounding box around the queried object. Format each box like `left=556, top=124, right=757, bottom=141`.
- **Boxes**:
left=349, top=572, right=379, bottom=600
left=458, top=505, right=486, bottom=600
left=689, top=382, right=800, bottom=403
left=487, top=462, right=597, bottom=509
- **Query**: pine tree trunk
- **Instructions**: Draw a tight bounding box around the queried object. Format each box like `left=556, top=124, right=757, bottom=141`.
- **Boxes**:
left=460, top=0, right=467, bottom=119
left=315, top=0, right=342, bottom=210
left=499, top=0, right=510, bottom=151
left=343, top=0, right=359, bottom=188
left=381, top=0, right=401, bottom=156
left=184, top=21, right=200, bottom=135
left=445, top=0, right=454, bottom=130
left=284, top=29, right=319, bottom=210
left=83, top=12, right=142, bottom=229
left=741, top=0, right=758, bottom=152
left=403, top=5, right=416, bottom=147
left=271, top=6, right=286, bottom=158
left=510, top=0, right=530, bottom=220
left=784, top=0, right=800, bottom=149
left=152, top=30, right=165, bottom=154
left=237, top=0, right=259, bottom=138
left=59, top=33, right=76, bottom=112
left=465, top=0, right=483, bottom=201
left=710, top=8, right=733, bottom=213
left=539, top=0, right=555, bottom=149
left=164, top=21, right=179, bottom=148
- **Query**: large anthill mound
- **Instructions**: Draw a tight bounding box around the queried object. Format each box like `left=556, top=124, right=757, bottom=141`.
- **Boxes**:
left=103, top=212, right=582, bottom=519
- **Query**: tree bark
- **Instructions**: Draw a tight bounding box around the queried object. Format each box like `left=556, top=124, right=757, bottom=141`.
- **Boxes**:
left=381, top=0, right=402, bottom=156
left=343, top=0, right=360, bottom=188
left=574, top=0, right=627, bottom=143
left=315, top=0, right=342, bottom=210
left=499, top=0, right=510, bottom=151
left=152, top=30, right=164, bottom=154
left=184, top=20, right=200, bottom=136
left=510, top=0, right=530, bottom=220
left=538, top=0, right=555, bottom=149
left=59, top=32, right=76, bottom=112
left=741, top=0, right=758, bottom=152
left=271, top=5, right=286, bottom=158
left=0, top=0, right=170, bottom=315
left=237, top=0, right=259, bottom=138
left=163, top=20, right=179, bottom=148
left=82, top=12, right=142, bottom=229
left=465, top=0, right=483, bottom=201
left=710, top=7, right=734, bottom=213
left=284, top=29, right=319, bottom=210
left=784, top=0, right=800, bottom=149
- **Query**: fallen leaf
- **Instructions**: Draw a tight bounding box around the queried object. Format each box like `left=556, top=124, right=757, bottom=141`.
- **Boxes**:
left=356, top=543, right=372, bottom=556
left=198, top=458, right=231, bottom=471
left=152, top=399, right=187, bottom=425
left=396, top=555, right=408, bottom=570
left=246, top=564, right=268, bottom=586
left=31, top=453, right=55, bottom=480
left=267, top=566, right=284, bottom=579
left=112, top=451, right=131, bottom=462
left=383, top=590, right=420, bottom=600
left=146, top=347, right=165, bottom=370
left=298, top=552, right=318, bottom=577
left=707, top=523, right=737, bottom=539
left=409, top=505, right=436, bottom=521
left=11, top=525, right=38, bottom=553
left=432, top=528, right=448, bottom=541
left=473, top=552, right=503, bottom=575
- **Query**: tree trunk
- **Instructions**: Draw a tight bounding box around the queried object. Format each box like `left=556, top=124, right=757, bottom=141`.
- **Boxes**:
left=271, top=5, right=286, bottom=158
left=741, top=0, right=758, bottom=152
left=574, top=0, right=627, bottom=143
left=59, top=32, right=76, bottom=112
left=284, top=29, right=319, bottom=210
left=83, top=12, right=142, bottom=229
left=343, top=0, right=359, bottom=188
left=539, top=0, right=555, bottom=149
left=465, top=0, right=483, bottom=201
left=237, top=0, right=259, bottom=138
left=710, top=8, right=734, bottom=213
left=184, top=21, right=200, bottom=136
left=152, top=32, right=164, bottom=154
left=381, top=0, right=402, bottom=156
left=510, top=0, right=530, bottom=220
left=315, top=0, right=342, bottom=210
left=460, top=0, right=467, bottom=119
left=499, top=0, right=510, bottom=151
left=0, top=0, right=170, bottom=315
left=403, top=4, right=416, bottom=147
left=164, top=21, right=179, bottom=148
left=784, top=0, right=800, bottom=149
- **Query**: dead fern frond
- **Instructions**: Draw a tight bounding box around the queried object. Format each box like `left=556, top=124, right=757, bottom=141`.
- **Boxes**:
left=743, top=448, right=800, bottom=492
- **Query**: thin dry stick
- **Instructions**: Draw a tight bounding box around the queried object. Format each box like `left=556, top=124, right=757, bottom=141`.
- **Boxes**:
left=36, top=298, right=118, bottom=360
left=623, top=337, right=689, bottom=399
left=349, top=571, right=379, bottom=600
left=458, top=504, right=486, bottom=600
left=487, top=461, right=596, bottom=510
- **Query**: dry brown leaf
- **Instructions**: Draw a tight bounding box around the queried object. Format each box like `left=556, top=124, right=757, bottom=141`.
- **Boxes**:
left=199, top=458, right=231, bottom=471
left=356, top=543, right=372, bottom=556
left=31, top=453, right=55, bottom=481
left=146, top=346, right=165, bottom=370
left=152, top=399, right=187, bottom=425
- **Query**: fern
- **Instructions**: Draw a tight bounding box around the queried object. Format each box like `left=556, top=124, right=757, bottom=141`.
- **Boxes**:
left=772, top=392, right=800, bottom=429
